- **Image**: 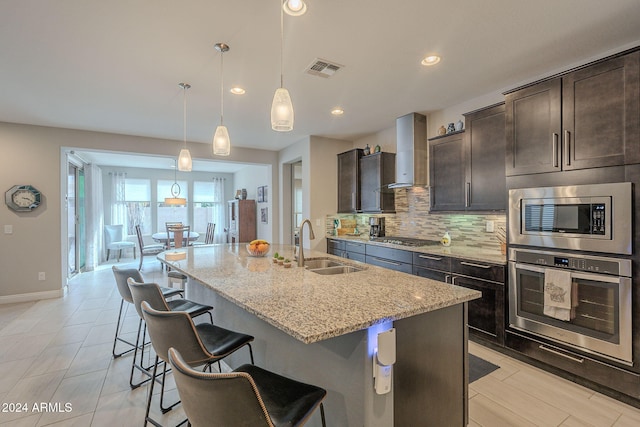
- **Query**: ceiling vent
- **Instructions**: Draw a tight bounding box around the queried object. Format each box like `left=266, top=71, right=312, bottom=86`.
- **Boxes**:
left=305, top=58, right=343, bottom=78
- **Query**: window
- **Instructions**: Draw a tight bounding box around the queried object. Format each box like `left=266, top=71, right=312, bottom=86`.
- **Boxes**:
left=124, top=178, right=151, bottom=235
left=193, top=181, right=219, bottom=233
left=157, top=179, right=189, bottom=230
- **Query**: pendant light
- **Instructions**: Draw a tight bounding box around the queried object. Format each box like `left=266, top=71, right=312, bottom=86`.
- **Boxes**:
left=212, top=43, right=231, bottom=156
left=283, top=0, right=307, bottom=16
left=177, top=82, right=193, bottom=171
left=164, top=159, right=186, bottom=205
left=271, top=0, right=294, bottom=132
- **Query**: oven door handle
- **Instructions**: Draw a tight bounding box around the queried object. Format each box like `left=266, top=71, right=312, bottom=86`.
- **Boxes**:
left=570, top=271, right=624, bottom=284
left=514, top=263, right=547, bottom=274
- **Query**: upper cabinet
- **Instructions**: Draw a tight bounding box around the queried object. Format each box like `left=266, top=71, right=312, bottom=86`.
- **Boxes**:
left=429, top=103, right=506, bottom=212
left=506, top=50, right=640, bottom=176
left=337, top=148, right=363, bottom=213
left=360, top=152, right=396, bottom=213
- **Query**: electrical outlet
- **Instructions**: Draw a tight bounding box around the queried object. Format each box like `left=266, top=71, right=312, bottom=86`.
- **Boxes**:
left=4, top=225, right=12, bottom=234
left=38, top=272, right=46, bottom=281
left=486, top=220, right=495, bottom=233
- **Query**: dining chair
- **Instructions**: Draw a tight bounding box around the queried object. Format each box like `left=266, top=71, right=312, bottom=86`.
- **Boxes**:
left=165, top=222, right=183, bottom=249
left=135, top=225, right=165, bottom=271
left=168, top=347, right=326, bottom=427
left=141, top=302, right=255, bottom=426
left=111, top=266, right=183, bottom=359
left=192, top=223, right=215, bottom=246
left=105, top=224, right=136, bottom=262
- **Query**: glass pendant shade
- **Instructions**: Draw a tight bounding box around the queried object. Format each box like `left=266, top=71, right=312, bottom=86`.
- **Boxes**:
left=213, top=125, right=231, bottom=156
left=271, top=87, right=294, bottom=131
left=177, top=148, right=192, bottom=171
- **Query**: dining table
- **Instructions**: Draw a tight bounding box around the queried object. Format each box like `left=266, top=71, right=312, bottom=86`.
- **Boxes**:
left=151, top=231, right=200, bottom=246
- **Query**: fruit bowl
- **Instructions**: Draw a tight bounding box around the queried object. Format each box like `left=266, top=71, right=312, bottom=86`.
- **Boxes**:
left=246, top=241, right=270, bottom=257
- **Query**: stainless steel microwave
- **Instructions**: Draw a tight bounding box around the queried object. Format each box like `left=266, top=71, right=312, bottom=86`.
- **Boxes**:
left=508, top=183, right=632, bottom=254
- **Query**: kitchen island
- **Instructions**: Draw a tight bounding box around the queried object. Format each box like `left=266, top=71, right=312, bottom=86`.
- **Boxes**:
left=159, top=244, right=480, bottom=426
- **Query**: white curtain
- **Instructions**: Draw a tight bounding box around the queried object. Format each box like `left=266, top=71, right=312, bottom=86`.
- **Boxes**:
left=212, top=177, right=226, bottom=243
left=110, top=172, right=128, bottom=234
left=84, top=164, right=104, bottom=270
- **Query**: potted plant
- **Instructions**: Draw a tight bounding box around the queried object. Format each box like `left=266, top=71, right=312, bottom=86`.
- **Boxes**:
left=283, top=258, right=292, bottom=268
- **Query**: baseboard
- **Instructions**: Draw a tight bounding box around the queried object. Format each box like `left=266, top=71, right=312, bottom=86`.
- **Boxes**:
left=0, top=288, right=65, bottom=305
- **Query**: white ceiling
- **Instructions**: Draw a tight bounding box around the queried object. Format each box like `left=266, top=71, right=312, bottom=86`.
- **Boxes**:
left=2, top=0, right=640, bottom=170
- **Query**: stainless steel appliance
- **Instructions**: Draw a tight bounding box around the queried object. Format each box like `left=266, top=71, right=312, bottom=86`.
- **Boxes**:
left=508, top=182, right=632, bottom=254
left=387, top=112, right=428, bottom=189
left=369, top=217, right=385, bottom=238
left=509, top=248, right=632, bottom=364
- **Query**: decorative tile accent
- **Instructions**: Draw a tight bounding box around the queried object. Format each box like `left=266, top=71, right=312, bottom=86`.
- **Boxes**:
left=327, top=188, right=506, bottom=252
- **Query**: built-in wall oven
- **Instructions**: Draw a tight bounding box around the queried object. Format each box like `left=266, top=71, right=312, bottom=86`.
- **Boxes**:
left=509, top=248, right=632, bottom=364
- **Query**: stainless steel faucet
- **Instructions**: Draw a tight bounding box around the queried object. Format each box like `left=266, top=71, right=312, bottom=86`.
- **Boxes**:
left=297, top=219, right=315, bottom=267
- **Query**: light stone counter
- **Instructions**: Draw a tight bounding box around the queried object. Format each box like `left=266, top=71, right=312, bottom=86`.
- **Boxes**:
left=159, top=243, right=480, bottom=344
left=330, top=235, right=507, bottom=264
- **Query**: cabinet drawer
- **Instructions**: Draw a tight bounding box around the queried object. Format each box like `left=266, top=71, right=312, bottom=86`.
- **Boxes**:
left=450, top=258, right=504, bottom=283
left=327, top=239, right=345, bottom=252
left=413, top=252, right=451, bottom=271
left=413, top=266, right=449, bottom=282
left=366, top=255, right=413, bottom=274
left=344, top=241, right=366, bottom=254
left=345, top=251, right=366, bottom=263
left=365, top=245, right=413, bottom=264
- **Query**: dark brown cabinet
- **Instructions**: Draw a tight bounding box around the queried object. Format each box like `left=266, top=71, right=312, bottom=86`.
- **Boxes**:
left=506, top=51, right=640, bottom=176
left=360, top=152, right=396, bottom=213
left=228, top=199, right=256, bottom=243
left=337, top=149, right=363, bottom=213
left=428, top=131, right=466, bottom=211
left=464, top=103, right=506, bottom=210
left=365, top=245, right=413, bottom=274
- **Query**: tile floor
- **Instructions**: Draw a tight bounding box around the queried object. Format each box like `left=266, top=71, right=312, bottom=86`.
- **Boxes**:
left=0, top=256, right=639, bottom=426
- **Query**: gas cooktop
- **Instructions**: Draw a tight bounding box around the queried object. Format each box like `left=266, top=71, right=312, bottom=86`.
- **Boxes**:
left=370, top=236, right=440, bottom=247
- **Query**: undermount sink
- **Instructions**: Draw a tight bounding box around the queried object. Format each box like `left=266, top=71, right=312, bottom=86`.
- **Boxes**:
left=304, top=258, right=343, bottom=269
left=309, top=265, right=363, bottom=275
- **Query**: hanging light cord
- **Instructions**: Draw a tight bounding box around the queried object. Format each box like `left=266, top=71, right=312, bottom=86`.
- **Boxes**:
left=280, top=0, right=284, bottom=89
left=220, top=50, right=224, bottom=126
left=171, top=158, right=180, bottom=197
left=183, top=86, right=187, bottom=147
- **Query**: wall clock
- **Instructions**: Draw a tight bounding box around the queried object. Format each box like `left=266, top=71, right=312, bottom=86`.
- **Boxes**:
left=5, top=185, right=42, bottom=212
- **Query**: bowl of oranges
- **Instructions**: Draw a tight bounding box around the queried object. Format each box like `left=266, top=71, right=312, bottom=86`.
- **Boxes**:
left=246, top=239, right=270, bottom=257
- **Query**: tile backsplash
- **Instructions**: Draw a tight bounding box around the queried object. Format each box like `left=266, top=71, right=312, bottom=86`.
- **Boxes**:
left=326, top=187, right=506, bottom=252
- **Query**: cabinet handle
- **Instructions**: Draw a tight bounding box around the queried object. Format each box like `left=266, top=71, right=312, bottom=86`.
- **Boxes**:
left=552, top=133, right=559, bottom=167
left=418, top=254, right=442, bottom=261
left=564, top=130, right=571, bottom=166
left=460, top=261, right=492, bottom=269
left=351, top=192, right=355, bottom=210
left=539, top=345, right=584, bottom=363
left=373, top=257, right=401, bottom=266
left=451, top=276, right=457, bottom=285
left=445, top=274, right=451, bottom=283
left=465, top=182, right=470, bottom=208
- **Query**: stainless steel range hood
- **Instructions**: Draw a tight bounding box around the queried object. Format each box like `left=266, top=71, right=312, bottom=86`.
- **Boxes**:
left=388, top=112, right=428, bottom=188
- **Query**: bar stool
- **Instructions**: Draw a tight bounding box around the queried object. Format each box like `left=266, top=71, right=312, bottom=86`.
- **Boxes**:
left=141, top=302, right=255, bottom=426
left=111, top=266, right=183, bottom=359
left=167, top=270, right=188, bottom=290
left=127, top=278, right=213, bottom=390
left=169, top=347, right=326, bottom=427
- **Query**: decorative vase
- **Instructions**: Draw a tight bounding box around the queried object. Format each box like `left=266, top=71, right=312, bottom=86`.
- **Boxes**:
left=364, top=144, right=371, bottom=155
left=374, top=144, right=381, bottom=153
left=455, top=120, right=463, bottom=131
left=447, top=123, right=455, bottom=133
left=438, top=125, right=446, bottom=136
left=241, top=188, right=247, bottom=200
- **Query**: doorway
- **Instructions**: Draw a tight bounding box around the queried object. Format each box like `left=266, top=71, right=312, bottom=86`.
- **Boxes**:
left=68, top=162, right=85, bottom=277
left=292, top=161, right=302, bottom=245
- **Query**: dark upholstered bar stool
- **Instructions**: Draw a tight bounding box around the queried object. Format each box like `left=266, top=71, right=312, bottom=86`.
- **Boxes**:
left=168, top=347, right=326, bottom=427
left=111, top=266, right=182, bottom=359
left=127, top=278, right=213, bottom=390
left=141, top=302, right=255, bottom=427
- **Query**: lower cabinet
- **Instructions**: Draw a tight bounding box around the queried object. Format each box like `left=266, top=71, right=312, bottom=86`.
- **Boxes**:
left=365, top=245, right=413, bottom=274
left=327, top=238, right=345, bottom=257
left=450, top=259, right=505, bottom=346
left=344, top=240, right=366, bottom=262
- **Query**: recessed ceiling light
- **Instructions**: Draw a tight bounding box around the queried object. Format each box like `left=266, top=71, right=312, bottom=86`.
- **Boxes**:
left=283, top=0, right=307, bottom=16
left=230, top=86, right=245, bottom=95
left=331, top=108, right=344, bottom=116
left=421, top=55, right=441, bottom=66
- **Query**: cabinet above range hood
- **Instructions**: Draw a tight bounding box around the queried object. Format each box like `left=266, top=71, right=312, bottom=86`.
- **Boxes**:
left=387, top=112, right=428, bottom=188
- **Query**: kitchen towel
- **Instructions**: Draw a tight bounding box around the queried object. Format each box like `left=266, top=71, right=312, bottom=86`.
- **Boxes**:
left=543, top=268, right=572, bottom=321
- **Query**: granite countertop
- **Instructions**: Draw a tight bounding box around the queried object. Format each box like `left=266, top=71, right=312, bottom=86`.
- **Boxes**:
left=159, top=244, right=480, bottom=344
left=329, top=235, right=507, bottom=265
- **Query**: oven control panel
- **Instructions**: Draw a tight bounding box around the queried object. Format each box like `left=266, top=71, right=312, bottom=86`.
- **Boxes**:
left=512, top=249, right=631, bottom=277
